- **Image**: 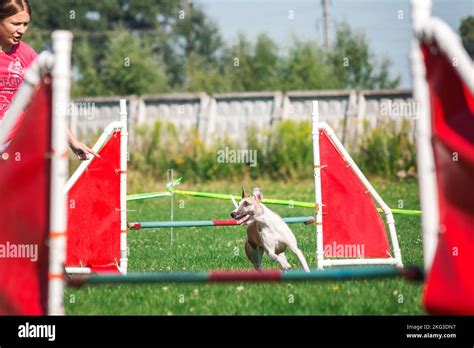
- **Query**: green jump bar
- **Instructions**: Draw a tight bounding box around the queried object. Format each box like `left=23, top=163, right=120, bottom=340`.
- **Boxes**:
left=127, top=192, right=172, bottom=202
left=175, top=190, right=316, bottom=208
left=71, top=266, right=423, bottom=286
left=126, top=189, right=422, bottom=215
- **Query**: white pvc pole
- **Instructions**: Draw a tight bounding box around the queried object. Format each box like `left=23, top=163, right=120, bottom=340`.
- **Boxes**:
left=411, top=0, right=439, bottom=272
left=411, top=40, right=439, bottom=272
left=64, top=267, right=91, bottom=274
left=321, top=258, right=399, bottom=267
left=119, top=99, right=128, bottom=274
left=48, top=30, right=73, bottom=316
left=411, top=0, right=432, bottom=35
left=311, top=101, right=324, bottom=269
left=168, top=169, right=174, bottom=244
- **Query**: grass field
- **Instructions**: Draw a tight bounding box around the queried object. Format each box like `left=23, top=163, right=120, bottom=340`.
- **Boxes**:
left=65, top=177, right=424, bottom=315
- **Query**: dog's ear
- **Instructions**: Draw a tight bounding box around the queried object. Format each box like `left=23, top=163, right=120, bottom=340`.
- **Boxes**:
left=252, top=187, right=263, bottom=202
left=241, top=187, right=248, bottom=199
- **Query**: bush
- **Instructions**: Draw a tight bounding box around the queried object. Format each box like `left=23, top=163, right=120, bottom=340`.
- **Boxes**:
left=354, top=119, right=417, bottom=179
left=265, top=120, right=312, bottom=180
left=129, top=119, right=416, bottom=183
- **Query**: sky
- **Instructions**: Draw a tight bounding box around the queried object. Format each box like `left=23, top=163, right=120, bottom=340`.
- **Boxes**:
left=194, top=0, right=474, bottom=88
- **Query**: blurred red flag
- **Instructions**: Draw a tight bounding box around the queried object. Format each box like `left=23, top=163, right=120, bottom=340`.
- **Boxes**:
left=0, top=83, right=52, bottom=315
left=422, top=40, right=474, bottom=315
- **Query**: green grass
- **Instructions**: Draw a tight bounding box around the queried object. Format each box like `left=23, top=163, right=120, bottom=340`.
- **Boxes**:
left=65, top=178, right=424, bottom=315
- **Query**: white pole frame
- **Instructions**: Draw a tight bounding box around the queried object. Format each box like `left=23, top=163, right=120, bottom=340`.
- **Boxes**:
left=411, top=0, right=474, bottom=271
left=119, top=99, right=128, bottom=274
left=48, top=30, right=73, bottom=316
left=64, top=100, right=128, bottom=275
left=311, top=101, right=324, bottom=269
left=311, top=101, right=403, bottom=269
left=167, top=169, right=175, bottom=244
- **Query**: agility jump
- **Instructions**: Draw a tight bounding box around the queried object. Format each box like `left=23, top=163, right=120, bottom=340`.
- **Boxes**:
left=65, top=100, right=128, bottom=275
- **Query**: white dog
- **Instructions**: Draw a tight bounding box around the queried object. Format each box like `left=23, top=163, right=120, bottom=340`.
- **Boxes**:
left=230, top=187, right=310, bottom=272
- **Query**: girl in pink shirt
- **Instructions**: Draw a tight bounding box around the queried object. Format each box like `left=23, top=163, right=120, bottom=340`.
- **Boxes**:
left=0, top=0, right=98, bottom=160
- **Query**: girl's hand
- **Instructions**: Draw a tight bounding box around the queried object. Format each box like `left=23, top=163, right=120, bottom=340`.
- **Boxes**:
left=67, top=130, right=100, bottom=160
left=69, top=138, right=100, bottom=160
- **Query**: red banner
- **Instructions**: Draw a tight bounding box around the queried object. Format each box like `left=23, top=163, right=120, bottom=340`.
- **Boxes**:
left=422, top=41, right=474, bottom=315
left=0, top=83, right=52, bottom=315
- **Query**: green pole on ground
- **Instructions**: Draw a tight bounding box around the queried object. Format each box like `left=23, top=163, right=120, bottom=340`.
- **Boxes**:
left=71, top=265, right=422, bottom=286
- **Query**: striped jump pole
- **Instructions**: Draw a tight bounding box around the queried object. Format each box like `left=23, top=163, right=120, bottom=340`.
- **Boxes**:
left=128, top=216, right=315, bottom=230
left=126, top=189, right=422, bottom=216
left=69, top=266, right=424, bottom=286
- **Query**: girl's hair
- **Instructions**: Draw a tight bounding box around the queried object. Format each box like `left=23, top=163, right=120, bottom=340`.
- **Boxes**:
left=0, top=0, right=31, bottom=21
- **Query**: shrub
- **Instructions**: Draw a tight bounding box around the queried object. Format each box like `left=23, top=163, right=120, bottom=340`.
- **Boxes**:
left=354, top=119, right=417, bottom=179
left=129, top=119, right=416, bottom=183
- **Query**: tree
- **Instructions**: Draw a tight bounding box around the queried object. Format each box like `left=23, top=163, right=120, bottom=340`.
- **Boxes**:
left=221, top=34, right=282, bottom=92
left=99, top=28, right=168, bottom=96
left=30, top=0, right=178, bottom=32
left=72, top=39, right=105, bottom=97
left=29, top=1, right=221, bottom=95
left=184, top=52, right=229, bottom=94
left=460, top=16, right=474, bottom=59
left=280, top=40, right=342, bottom=91
left=330, top=22, right=400, bottom=89
left=221, top=34, right=254, bottom=91
left=250, top=34, right=281, bottom=90
left=165, top=2, right=224, bottom=88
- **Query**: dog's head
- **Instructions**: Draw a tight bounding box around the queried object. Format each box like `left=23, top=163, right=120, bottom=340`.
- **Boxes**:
left=230, top=187, right=264, bottom=224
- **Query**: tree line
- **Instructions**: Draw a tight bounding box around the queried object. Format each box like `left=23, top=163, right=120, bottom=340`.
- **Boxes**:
left=25, top=1, right=472, bottom=97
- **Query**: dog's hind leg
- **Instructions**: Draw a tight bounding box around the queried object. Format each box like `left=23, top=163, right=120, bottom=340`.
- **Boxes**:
left=287, top=244, right=311, bottom=272
left=278, top=252, right=292, bottom=270
left=244, top=241, right=264, bottom=270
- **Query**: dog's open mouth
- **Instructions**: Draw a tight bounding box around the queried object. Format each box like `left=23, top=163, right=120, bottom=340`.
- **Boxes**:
left=235, top=214, right=251, bottom=224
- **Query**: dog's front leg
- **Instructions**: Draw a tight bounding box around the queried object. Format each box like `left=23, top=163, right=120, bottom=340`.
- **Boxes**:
left=244, top=241, right=264, bottom=270
left=263, top=244, right=292, bottom=270
left=267, top=250, right=292, bottom=270
left=278, top=252, right=292, bottom=270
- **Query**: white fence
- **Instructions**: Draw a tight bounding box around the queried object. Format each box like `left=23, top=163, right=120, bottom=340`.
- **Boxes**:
left=70, top=89, right=417, bottom=148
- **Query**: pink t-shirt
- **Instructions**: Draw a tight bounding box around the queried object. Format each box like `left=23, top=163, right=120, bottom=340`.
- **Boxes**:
left=0, top=41, right=37, bottom=141
left=0, top=41, right=37, bottom=118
